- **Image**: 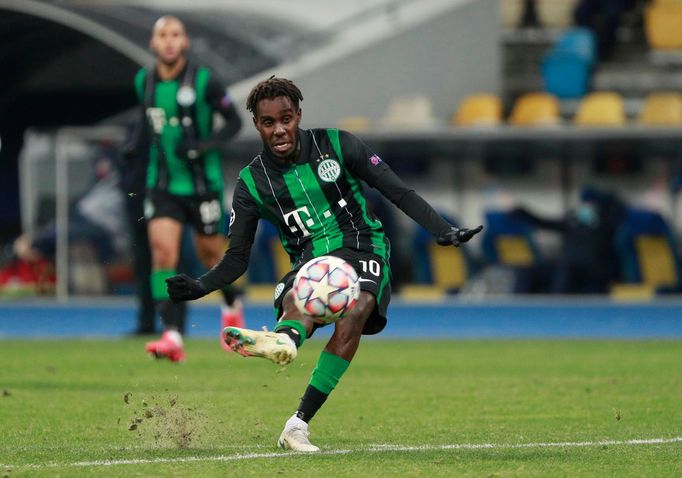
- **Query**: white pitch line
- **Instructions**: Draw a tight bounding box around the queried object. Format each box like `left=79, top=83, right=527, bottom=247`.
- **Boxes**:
left=4, top=437, right=681, bottom=470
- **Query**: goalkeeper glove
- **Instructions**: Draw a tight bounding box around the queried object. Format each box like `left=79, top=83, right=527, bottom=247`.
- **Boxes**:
left=436, top=225, right=483, bottom=247
left=166, top=273, right=209, bottom=302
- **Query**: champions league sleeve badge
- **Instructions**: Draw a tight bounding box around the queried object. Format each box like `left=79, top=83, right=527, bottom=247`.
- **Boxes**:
left=177, top=85, right=196, bottom=106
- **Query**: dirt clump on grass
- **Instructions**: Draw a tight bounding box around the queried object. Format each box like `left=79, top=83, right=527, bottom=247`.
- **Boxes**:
left=122, top=393, right=205, bottom=448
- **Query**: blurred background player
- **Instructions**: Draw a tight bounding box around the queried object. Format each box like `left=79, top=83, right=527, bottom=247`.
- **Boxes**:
left=166, top=77, right=483, bottom=451
left=126, top=16, right=244, bottom=361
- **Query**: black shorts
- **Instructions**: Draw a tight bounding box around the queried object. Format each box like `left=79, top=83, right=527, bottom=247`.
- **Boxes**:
left=144, top=190, right=225, bottom=235
left=273, top=248, right=392, bottom=336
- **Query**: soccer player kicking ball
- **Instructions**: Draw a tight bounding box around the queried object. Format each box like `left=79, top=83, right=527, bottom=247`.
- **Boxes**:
left=166, top=77, right=482, bottom=451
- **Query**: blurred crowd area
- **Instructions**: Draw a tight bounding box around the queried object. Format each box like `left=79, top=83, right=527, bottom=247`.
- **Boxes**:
left=1, top=0, right=682, bottom=300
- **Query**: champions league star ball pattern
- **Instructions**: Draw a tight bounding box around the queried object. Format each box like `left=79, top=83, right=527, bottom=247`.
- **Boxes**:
left=293, top=256, right=360, bottom=324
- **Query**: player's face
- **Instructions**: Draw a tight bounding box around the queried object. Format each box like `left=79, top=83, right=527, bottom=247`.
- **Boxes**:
left=150, top=18, right=189, bottom=66
left=253, top=96, right=301, bottom=161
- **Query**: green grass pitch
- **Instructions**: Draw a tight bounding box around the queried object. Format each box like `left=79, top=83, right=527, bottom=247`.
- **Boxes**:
left=1, top=338, right=680, bottom=477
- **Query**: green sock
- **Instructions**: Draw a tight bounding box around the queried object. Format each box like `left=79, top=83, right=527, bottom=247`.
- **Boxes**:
left=309, top=351, right=350, bottom=394
left=151, top=269, right=176, bottom=301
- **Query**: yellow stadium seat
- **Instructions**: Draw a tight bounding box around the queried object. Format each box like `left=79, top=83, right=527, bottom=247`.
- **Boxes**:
left=382, top=94, right=439, bottom=128
left=453, top=93, right=503, bottom=127
left=637, top=92, right=682, bottom=125
left=495, top=236, right=535, bottom=266
left=636, top=236, right=678, bottom=288
left=574, top=92, right=626, bottom=126
left=645, top=3, right=682, bottom=49
left=509, top=92, right=560, bottom=126
left=499, top=0, right=524, bottom=28
left=427, top=243, right=468, bottom=290
left=338, top=116, right=370, bottom=132
left=537, top=0, right=579, bottom=28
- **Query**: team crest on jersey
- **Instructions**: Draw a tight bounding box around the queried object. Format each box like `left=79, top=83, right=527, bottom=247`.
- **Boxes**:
left=177, top=85, right=196, bottom=106
left=317, top=158, right=341, bottom=182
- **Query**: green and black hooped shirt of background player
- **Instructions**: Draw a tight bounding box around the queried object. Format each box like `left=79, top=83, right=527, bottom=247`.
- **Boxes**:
left=134, top=62, right=241, bottom=308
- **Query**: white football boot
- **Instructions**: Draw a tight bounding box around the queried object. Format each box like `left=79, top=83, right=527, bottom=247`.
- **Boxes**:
left=223, top=326, right=297, bottom=365
left=277, top=415, right=320, bottom=452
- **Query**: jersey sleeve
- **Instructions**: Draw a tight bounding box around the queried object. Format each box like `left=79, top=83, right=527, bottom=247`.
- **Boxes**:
left=339, top=130, right=452, bottom=237
left=198, top=178, right=259, bottom=291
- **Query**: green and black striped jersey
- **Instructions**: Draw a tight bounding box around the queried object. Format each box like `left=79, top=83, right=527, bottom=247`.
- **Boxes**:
left=200, top=127, right=453, bottom=292
left=133, top=64, right=240, bottom=196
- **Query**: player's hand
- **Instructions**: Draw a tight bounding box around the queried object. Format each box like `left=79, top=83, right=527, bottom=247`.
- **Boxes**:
left=175, top=139, right=201, bottom=161
left=166, top=273, right=208, bottom=302
left=436, top=225, right=483, bottom=247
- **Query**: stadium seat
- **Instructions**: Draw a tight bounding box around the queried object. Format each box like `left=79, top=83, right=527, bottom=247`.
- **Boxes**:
left=337, top=116, right=370, bottom=132
left=574, top=92, right=626, bottom=126
left=508, top=92, right=561, bottom=126
left=481, top=210, right=542, bottom=267
left=554, top=27, right=597, bottom=64
left=542, top=51, right=592, bottom=99
left=614, top=208, right=682, bottom=293
left=537, top=0, right=579, bottom=28
left=644, top=3, right=682, bottom=50
left=637, top=92, right=682, bottom=125
left=453, top=93, right=503, bottom=127
left=410, top=216, right=473, bottom=293
left=542, top=28, right=596, bottom=99
left=480, top=209, right=548, bottom=294
left=382, top=94, right=439, bottom=128
left=499, top=0, right=525, bottom=28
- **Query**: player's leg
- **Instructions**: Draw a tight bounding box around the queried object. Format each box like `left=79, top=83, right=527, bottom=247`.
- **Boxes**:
left=145, top=215, right=186, bottom=362
left=277, top=290, right=375, bottom=452
left=278, top=250, right=391, bottom=451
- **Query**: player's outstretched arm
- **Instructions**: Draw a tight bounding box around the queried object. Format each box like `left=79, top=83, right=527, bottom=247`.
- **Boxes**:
left=166, top=273, right=209, bottom=302
left=436, top=225, right=483, bottom=247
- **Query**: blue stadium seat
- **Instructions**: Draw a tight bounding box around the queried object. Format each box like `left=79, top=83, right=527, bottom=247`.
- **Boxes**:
left=614, top=208, right=682, bottom=293
left=542, top=28, right=596, bottom=99
left=554, top=27, right=597, bottom=64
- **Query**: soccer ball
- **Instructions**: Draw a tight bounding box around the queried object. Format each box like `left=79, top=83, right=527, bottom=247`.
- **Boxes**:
left=292, top=255, right=360, bottom=324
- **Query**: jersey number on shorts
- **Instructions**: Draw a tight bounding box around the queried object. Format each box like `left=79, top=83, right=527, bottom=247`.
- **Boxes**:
left=359, top=259, right=381, bottom=277
left=199, top=199, right=221, bottom=225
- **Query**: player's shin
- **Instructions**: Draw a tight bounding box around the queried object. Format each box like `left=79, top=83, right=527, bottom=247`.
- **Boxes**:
left=295, top=351, right=350, bottom=422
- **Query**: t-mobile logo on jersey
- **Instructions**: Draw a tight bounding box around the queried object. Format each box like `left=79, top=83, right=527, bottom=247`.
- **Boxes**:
left=283, top=206, right=315, bottom=237
left=146, top=107, right=167, bottom=134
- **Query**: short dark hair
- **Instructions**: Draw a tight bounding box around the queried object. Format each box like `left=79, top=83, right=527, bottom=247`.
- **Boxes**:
left=246, top=76, right=303, bottom=114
